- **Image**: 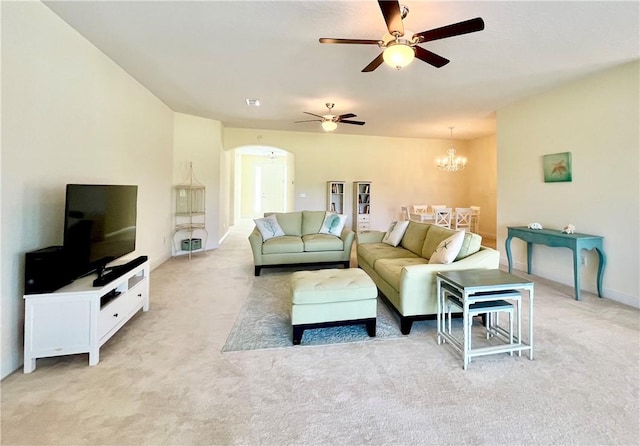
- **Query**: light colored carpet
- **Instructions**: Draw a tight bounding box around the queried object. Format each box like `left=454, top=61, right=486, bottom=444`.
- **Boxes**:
left=1, top=221, right=639, bottom=445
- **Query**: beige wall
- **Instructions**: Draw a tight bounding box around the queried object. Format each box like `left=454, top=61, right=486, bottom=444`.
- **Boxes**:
left=224, top=129, right=494, bottom=232
left=1, top=2, right=175, bottom=378
left=497, top=60, right=639, bottom=306
left=173, top=113, right=223, bottom=249
left=467, top=134, right=497, bottom=239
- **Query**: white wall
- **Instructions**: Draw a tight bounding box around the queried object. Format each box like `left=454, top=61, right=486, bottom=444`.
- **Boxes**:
left=223, top=129, right=492, bottom=232
left=173, top=113, right=223, bottom=250
left=497, top=60, right=639, bottom=306
left=1, top=2, right=174, bottom=378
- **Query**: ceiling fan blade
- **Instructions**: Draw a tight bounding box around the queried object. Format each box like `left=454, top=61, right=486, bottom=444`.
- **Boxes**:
left=319, top=38, right=380, bottom=45
left=303, top=112, right=325, bottom=119
left=414, top=46, right=450, bottom=68
left=340, top=120, right=366, bottom=126
left=413, top=17, right=485, bottom=43
left=378, top=0, right=404, bottom=36
left=362, top=53, right=385, bottom=72
left=338, top=113, right=356, bottom=119
left=294, top=119, right=322, bottom=123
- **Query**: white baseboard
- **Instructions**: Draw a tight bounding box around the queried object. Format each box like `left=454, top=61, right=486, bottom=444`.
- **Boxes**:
left=499, top=257, right=639, bottom=309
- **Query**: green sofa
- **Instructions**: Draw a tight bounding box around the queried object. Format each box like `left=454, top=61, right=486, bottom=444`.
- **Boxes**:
left=356, top=221, right=500, bottom=334
left=248, top=210, right=355, bottom=276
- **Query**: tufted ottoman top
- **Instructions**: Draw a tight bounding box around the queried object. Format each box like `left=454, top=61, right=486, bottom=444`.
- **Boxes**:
left=291, top=268, right=377, bottom=305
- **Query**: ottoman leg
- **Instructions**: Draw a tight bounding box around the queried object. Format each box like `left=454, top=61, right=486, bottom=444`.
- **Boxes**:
left=292, top=325, right=304, bottom=345
left=366, top=318, right=376, bottom=337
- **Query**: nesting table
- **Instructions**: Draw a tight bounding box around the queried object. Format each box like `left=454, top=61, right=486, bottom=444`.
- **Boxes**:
left=436, top=269, right=534, bottom=370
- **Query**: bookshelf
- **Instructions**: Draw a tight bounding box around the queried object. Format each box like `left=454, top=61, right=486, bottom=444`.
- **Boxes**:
left=327, top=181, right=346, bottom=213
left=353, top=181, right=371, bottom=232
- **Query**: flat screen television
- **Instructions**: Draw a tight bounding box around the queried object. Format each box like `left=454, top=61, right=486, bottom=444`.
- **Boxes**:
left=63, top=184, right=138, bottom=279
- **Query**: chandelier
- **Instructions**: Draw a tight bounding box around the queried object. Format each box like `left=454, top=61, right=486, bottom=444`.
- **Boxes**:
left=436, top=127, right=467, bottom=172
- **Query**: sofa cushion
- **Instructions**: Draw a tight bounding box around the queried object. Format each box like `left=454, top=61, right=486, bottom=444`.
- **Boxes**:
left=302, top=234, right=344, bottom=252
left=319, top=212, right=347, bottom=236
left=262, top=236, right=304, bottom=254
left=358, top=243, right=419, bottom=269
left=420, top=225, right=476, bottom=259
left=254, top=214, right=285, bottom=240
left=382, top=220, right=409, bottom=247
left=428, top=230, right=465, bottom=264
left=455, top=232, right=482, bottom=261
left=400, top=221, right=430, bottom=256
left=273, top=211, right=302, bottom=236
left=302, top=210, right=326, bottom=235
left=375, top=257, right=429, bottom=290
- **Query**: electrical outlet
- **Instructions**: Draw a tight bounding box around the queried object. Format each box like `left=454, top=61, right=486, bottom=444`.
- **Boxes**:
left=581, top=255, right=587, bottom=266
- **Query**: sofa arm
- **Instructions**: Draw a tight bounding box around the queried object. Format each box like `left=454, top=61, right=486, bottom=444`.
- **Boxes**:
left=397, top=247, right=501, bottom=315
left=356, top=230, right=385, bottom=244
left=340, top=227, right=356, bottom=253
left=248, top=228, right=264, bottom=265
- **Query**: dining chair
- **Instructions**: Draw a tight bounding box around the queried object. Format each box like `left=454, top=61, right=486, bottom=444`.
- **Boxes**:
left=454, top=207, right=472, bottom=232
left=470, top=206, right=481, bottom=233
left=400, top=206, right=411, bottom=221
left=433, top=208, right=452, bottom=228
left=409, top=205, right=430, bottom=222
left=430, top=204, right=446, bottom=213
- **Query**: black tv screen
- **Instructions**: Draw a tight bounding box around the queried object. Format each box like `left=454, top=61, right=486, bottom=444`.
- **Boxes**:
left=63, top=184, right=138, bottom=278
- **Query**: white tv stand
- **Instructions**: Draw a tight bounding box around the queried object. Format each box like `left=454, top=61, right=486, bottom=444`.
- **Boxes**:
left=23, top=259, right=150, bottom=373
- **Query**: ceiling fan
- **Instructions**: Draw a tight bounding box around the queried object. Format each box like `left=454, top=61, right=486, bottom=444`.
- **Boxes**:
left=319, top=0, right=485, bottom=72
left=294, top=103, right=365, bottom=132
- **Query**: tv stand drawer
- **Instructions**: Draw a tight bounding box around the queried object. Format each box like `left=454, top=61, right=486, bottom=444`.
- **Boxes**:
left=98, top=282, right=146, bottom=340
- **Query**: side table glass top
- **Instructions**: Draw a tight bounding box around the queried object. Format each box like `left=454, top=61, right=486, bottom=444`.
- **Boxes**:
left=437, top=269, right=533, bottom=292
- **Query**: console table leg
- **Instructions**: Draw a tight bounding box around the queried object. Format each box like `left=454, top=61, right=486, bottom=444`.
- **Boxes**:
left=595, top=248, right=606, bottom=298
left=526, top=242, right=533, bottom=274
left=573, top=250, right=581, bottom=301
left=505, top=237, right=513, bottom=273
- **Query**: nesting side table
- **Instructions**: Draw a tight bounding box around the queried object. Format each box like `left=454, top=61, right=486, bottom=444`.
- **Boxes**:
left=436, top=269, right=534, bottom=370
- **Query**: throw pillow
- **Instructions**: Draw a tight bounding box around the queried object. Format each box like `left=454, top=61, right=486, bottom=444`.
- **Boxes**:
left=254, top=214, right=285, bottom=241
left=319, top=212, right=347, bottom=236
left=382, top=220, right=409, bottom=247
left=429, top=230, right=465, bottom=264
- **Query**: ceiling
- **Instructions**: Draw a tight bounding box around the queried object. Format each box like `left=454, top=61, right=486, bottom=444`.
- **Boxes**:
left=44, top=1, right=639, bottom=141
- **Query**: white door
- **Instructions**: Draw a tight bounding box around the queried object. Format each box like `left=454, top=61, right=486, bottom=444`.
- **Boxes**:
left=258, top=164, right=285, bottom=214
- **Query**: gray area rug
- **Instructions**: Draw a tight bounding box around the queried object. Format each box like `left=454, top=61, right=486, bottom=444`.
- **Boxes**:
left=223, top=272, right=437, bottom=351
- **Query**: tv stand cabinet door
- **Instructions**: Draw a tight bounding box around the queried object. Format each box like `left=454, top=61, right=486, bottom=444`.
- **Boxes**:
left=24, top=295, right=97, bottom=373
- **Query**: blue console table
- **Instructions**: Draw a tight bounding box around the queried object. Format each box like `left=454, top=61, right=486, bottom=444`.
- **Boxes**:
left=505, top=226, right=606, bottom=301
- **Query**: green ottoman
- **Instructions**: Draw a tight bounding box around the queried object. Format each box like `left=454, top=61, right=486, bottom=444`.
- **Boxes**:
left=290, top=268, right=378, bottom=345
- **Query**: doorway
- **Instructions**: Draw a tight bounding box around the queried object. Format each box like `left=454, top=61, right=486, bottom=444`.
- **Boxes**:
left=234, top=146, right=293, bottom=220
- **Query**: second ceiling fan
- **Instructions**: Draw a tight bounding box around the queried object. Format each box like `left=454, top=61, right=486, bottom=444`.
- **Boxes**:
left=319, top=0, right=485, bottom=72
left=295, top=103, right=365, bottom=132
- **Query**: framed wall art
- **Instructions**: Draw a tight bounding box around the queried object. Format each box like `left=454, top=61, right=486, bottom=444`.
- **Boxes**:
left=543, top=152, right=572, bottom=183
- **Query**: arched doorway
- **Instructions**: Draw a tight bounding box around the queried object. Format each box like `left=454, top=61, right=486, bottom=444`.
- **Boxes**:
left=233, top=145, right=294, bottom=220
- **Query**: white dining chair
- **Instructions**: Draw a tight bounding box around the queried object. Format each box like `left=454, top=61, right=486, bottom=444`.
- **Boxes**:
left=433, top=208, right=452, bottom=228
left=454, top=208, right=472, bottom=232
left=400, top=206, right=411, bottom=221
left=430, top=204, right=446, bottom=212
left=470, top=206, right=481, bottom=233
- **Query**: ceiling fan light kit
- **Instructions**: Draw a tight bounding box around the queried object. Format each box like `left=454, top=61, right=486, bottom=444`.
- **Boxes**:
left=321, top=120, right=338, bottom=132
left=383, top=41, right=415, bottom=69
